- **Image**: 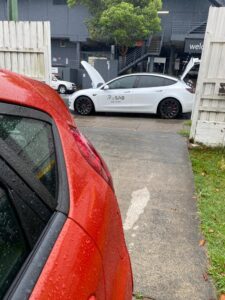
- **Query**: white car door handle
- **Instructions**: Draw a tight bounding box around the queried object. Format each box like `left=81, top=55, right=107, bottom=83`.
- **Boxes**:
left=124, top=91, right=131, bottom=93
left=155, top=90, right=163, bottom=92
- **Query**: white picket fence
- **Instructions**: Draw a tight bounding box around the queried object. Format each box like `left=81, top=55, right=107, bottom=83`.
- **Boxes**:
left=0, top=21, right=51, bottom=84
left=190, top=7, right=225, bottom=146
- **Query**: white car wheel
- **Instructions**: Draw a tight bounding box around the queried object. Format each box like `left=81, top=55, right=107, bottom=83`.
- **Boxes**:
left=58, top=85, right=67, bottom=94
left=75, top=97, right=94, bottom=115
left=158, top=98, right=181, bottom=119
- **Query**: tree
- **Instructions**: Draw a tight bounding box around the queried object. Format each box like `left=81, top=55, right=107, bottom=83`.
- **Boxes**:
left=67, top=0, right=162, bottom=56
left=67, top=0, right=103, bottom=14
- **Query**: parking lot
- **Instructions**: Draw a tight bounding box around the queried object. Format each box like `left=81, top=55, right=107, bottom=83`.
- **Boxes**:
left=67, top=109, right=215, bottom=300
left=59, top=92, right=215, bottom=299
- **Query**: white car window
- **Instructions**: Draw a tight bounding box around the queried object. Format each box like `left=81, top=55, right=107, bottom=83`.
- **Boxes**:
left=163, top=78, right=176, bottom=86
left=108, top=76, right=137, bottom=89
left=137, top=76, right=176, bottom=88
left=52, top=75, right=58, bottom=81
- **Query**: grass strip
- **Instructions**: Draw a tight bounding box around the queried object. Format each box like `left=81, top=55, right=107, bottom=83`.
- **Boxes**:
left=190, top=147, right=225, bottom=295
left=178, top=129, right=190, bottom=137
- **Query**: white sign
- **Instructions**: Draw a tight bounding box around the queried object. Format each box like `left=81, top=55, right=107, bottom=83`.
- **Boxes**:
left=51, top=67, right=58, bottom=74
left=154, top=57, right=166, bottom=64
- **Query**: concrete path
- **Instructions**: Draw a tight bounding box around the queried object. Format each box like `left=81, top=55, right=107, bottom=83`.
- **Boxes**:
left=74, top=113, right=216, bottom=300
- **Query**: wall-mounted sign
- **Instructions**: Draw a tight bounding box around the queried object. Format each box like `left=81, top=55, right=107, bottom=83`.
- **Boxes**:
left=154, top=57, right=166, bottom=64
left=51, top=67, right=58, bottom=74
left=185, top=38, right=204, bottom=53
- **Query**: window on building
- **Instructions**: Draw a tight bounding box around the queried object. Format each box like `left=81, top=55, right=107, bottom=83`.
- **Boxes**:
left=53, top=0, right=67, bottom=4
left=60, top=40, right=67, bottom=48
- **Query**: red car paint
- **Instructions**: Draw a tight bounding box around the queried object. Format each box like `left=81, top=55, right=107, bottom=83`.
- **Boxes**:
left=0, top=70, right=133, bottom=299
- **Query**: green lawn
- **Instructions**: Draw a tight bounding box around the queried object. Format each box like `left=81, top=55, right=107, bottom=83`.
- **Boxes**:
left=190, top=147, right=225, bottom=295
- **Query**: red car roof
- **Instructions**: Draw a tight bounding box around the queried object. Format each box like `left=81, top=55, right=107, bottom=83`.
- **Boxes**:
left=0, top=69, right=75, bottom=126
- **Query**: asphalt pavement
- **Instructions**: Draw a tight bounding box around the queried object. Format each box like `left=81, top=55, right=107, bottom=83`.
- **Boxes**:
left=61, top=95, right=216, bottom=300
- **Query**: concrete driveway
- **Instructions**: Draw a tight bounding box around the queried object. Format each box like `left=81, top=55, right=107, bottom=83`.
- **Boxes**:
left=71, top=111, right=215, bottom=300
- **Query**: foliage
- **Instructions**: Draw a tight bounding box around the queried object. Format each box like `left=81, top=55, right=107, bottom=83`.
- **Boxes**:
left=134, top=292, right=144, bottom=299
left=178, top=129, right=190, bottom=138
left=67, top=0, right=162, bottom=53
left=178, top=119, right=191, bottom=138
left=67, top=0, right=103, bottom=14
left=183, top=120, right=192, bottom=127
left=190, top=147, right=225, bottom=296
left=98, top=2, right=161, bottom=46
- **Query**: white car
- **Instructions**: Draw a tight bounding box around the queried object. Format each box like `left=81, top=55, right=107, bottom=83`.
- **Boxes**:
left=51, top=75, right=76, bottom=94
left=69, top=58, right=200, bottom=119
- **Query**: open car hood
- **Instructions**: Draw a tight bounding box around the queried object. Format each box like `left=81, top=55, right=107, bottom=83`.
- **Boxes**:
left=81, top=61, right=105, bottom=88
left=180, top=57, right=201, bottom=80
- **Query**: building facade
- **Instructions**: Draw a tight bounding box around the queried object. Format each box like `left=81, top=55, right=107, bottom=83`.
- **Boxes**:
left=0, top=0, right=93, bottom=85
left=159, top=0, right=210, bottom=76
left=0, top=0, right=223, bottom=84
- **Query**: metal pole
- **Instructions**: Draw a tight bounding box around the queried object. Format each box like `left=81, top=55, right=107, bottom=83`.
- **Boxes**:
left=8, top=0, right=18, bottom=21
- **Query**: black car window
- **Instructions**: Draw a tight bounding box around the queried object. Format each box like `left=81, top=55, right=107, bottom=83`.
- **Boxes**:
left=0, top=115, right=57, bottom=199
left=163, top=78, right=177, bottom=86
left=0, top=157, right=52, bottom=246
left=137, top=76, right=176, bottom=88
left=107, top=76, right=137, bottom=89
left=0, top=185, right=29, bottom=297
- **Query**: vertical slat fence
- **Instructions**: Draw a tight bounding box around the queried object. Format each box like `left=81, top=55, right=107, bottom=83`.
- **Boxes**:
left=0, top=21, right=51, bottom=84
left=191, top=7, right=225, bottom=146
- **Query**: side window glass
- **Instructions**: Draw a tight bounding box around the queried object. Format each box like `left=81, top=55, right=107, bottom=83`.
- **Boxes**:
left=0, top=116, right=57, bottom=199
left=53, top=0, right=67, bottom=4
left=108, top=76, right=136, bottom=89
left=0, top=185, right=29, bottom=297
left=138, top=76, right=165, bottom=88
left=163, top=78, right=176, bottom=86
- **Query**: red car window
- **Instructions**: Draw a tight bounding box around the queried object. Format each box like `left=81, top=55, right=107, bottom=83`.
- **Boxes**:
left=0, top=112, right=60, bottom=298
left=0, top=185, right=29, bottom=296
left=0, top=115, right=57, bottom=199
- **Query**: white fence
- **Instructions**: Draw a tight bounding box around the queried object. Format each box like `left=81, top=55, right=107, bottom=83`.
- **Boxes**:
left=0, top=21, right=51, bottom=84
left=190, top=7, right=225, bottom=146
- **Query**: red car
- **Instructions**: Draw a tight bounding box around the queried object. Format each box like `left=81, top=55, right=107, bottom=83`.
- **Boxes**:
left=0, top=70, right=133, bottom=299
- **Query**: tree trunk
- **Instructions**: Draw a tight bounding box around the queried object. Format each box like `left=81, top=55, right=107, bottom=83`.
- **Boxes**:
left=119, top=45, right=128, bottom=67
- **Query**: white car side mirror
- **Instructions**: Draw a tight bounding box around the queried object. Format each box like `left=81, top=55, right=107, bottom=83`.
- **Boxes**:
left=103, top=85, right=109, bottom=90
